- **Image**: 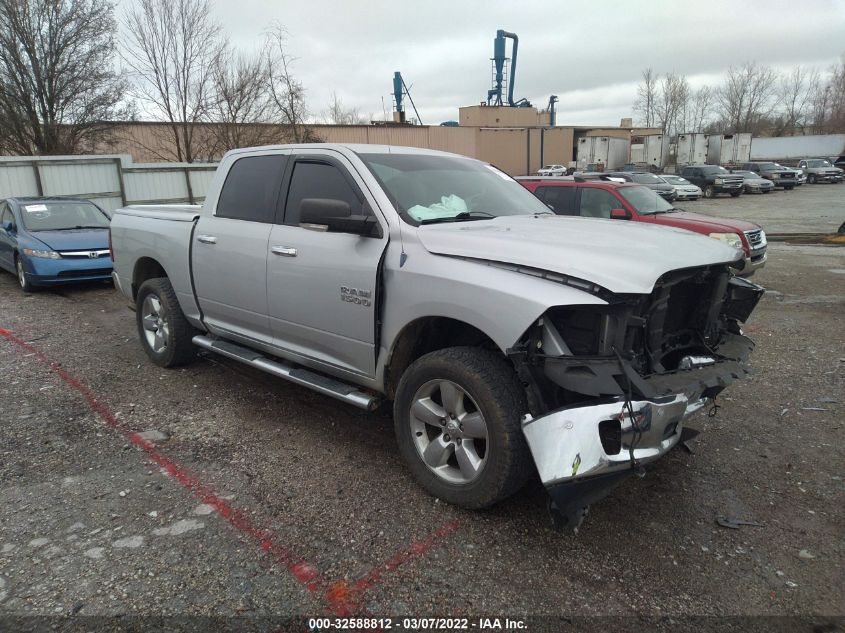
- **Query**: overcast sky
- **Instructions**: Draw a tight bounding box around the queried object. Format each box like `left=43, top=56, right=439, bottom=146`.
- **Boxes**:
left=119, top=0, right=845, bottom=126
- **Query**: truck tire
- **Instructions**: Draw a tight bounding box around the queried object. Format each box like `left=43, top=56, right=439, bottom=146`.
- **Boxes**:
left=393, top=347, right=532, bottom=509
left=135, top=277, right=196, bottom=368
left=730, top=191, right=741, bottom=197
left=703, top=185, right=715, bottom=198
left=808, top=174, right=817, bottom=184
left=785, top=186, right=794, bottom=191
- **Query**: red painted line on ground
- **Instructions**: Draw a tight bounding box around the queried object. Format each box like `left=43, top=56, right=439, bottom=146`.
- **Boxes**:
left=0, top=327, right=322, bottom=589
left=0, top=326, right=462, bottom=616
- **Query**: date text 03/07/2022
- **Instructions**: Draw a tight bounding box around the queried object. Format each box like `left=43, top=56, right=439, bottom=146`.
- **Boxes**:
left=307, top=616, right=527, bottom=630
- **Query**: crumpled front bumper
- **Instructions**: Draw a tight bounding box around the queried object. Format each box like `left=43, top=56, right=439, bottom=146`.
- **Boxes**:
left=522, top=394, right=708, bottom=529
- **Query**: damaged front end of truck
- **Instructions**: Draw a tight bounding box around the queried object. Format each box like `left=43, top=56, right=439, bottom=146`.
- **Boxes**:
left=508, top=264, right=764, bottom=530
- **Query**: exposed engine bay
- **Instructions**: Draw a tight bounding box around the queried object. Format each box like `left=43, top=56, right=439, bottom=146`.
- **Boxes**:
left=509, top=264, right=765, bottom=529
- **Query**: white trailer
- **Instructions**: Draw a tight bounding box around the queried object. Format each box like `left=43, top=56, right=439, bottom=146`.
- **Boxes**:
left=676, top=133, right=708, bottom=165
left=750, top=134, right=845, bottom=161
left=576, top=136, right=629, bottom=170
left=641, top=134, right=669, bottom=168
left=706, top=133, right=752, bottom=165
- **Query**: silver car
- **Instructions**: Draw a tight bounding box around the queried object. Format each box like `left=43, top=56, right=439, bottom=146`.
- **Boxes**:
left=659, top=174, right=702, bottom=200
left=730, top=170, right=775, bottom=194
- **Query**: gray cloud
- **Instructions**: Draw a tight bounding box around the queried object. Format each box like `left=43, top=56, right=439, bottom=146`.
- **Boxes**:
left=120, top=0, right=845, bottom=125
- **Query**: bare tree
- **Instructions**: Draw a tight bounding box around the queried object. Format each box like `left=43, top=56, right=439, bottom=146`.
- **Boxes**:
left=122, top=0, right=225, bottom=162
left=655, top=72, right=689, bottom=135
left=206, top=47, right=288, bottom=154
left=775, top=66, right=817, bottom=135
left=826, top=54, right=845, bottom=133
left=323, top=91, right=367, bottom=125
left=689, top=85, right=713, bottom=132
left=634, top=68, right=657, bottom=127
left=264, top=24, right=316, bottom=143
left=0, top=0, right=130, bottom=155
left=716, top=62, right=778, bottom=133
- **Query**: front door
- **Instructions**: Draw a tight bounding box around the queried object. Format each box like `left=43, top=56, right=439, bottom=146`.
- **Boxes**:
left=192, top=152, right=288, bottom=343
left=267, top=151, right=388, bottom=378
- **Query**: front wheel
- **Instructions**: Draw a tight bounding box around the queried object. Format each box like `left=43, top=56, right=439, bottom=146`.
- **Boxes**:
left=393, top=347, right=532, bottom=509
left=15, top=256, right=36, bottom=293
left=808, top=174, right=817, bottom=184
left=730, top=191, right=741, bottom=197
left=785, top=186, right=794, bottom=191
left=135, top=277, right=196, bottom=367
left=703, top=185, right=715, bottom=198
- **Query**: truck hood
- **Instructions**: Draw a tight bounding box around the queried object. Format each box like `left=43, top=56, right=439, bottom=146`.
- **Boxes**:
left=416, top=215, right=742, bottom=295
left=27, top=228, right=109, bottom=251
left=645, top=210, right=761, bottom=234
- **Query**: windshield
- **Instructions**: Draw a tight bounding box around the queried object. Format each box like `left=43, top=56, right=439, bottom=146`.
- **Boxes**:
left=618, top=185, right=675, bottom=214
left=662, top=175, right=689, bottom=185
left=701, top=165, right=730, bottom=175
left=630, top=173, right=662, bottom=184
left=359, top=153, right=552, bottom=225
left=807, top=159, right=832, bottom=167
left=19, top=201, right=110, bottom=231
left=755, top=162, right=779, bottom=170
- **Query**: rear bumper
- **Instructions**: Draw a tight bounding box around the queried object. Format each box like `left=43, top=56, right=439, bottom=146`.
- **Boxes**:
left=523, top=395, right=708, bottom=527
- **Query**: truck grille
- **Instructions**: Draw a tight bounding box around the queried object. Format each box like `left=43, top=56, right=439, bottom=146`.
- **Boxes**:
left=744, top=229, right=766, bottom=250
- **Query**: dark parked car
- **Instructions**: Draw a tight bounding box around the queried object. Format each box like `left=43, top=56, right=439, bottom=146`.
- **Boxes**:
left=0, top=197, right=113, bottom=292
left=741, top=162, right=797, bottom=189
left=679, top=165, right=744, bottom=198
left=729, top=170, right=775, bottom=194
left=605, top=171, right=677, bottom=201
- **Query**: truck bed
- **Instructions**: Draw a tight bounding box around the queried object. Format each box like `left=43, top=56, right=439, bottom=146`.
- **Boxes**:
left=110, top=205, right=203, bottom=323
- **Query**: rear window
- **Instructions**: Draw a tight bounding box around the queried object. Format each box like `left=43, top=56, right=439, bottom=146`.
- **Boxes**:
left=536, top=185, right=576, bottom=215
left=217, top=155, right=288, bottom=222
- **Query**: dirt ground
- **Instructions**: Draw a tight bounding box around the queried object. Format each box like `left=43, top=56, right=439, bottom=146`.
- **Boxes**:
left=0, top=198, right=843, bottom=631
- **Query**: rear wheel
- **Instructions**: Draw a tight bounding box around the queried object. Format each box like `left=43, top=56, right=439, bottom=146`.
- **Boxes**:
left=15, top=256, right=36, bottom=293
left=703, top=185, right=715, bottom=198
left=808, top=174, right=817, bottom=184
left=393, top=347, right=532, bottom=509
left=730, top=191, right=741, bottom=197
left=135, top=277, right=196, bottom=367
left=785, top=186, right=794, bottom=191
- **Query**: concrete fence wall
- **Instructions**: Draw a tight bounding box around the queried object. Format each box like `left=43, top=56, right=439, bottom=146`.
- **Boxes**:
left=0, top=155, right=218, bottom=212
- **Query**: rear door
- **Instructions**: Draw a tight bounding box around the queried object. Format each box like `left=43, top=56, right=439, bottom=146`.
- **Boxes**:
left=192, top=152, right=289, bottom=343
left=535, top=185, right=578, bottom=215
left=267, top=150, right=388, bottom=378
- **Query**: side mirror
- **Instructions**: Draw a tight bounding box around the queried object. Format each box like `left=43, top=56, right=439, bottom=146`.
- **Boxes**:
left=1, top=220, right=14, bottom=233
left=299, top=198, right=380, bottom=237
left=610, top=208, right=631, bottom=220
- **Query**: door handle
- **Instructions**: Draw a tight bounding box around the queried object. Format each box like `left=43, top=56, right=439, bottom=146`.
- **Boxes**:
left=271, top=246, right=297, bottom=257
left=196, top=234, right=217, bottom=244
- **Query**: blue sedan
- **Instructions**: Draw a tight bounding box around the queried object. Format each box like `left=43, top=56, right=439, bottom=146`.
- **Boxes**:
left=0, top=197, right=113, bottom=292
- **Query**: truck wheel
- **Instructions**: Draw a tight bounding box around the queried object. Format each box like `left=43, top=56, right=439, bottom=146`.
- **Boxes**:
left=393, top=347, right=532, bottom=509
left=730, top=191, right=741, bottom=197
left=703, top=185, right=715, bottom=198
left=135, top=277, right=196, bottom=367
left=15, top=256, right=36, bottom=293
left=785, top=186, right=794, bottom=191
left=808, top=174, right=817, bottom=184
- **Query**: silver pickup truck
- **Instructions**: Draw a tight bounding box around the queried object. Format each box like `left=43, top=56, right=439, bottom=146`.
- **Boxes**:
left=110, top=144, right=763, bottom=528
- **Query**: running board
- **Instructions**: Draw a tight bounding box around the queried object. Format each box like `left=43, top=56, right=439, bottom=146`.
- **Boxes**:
left=192, top=335, right=381, bottom=411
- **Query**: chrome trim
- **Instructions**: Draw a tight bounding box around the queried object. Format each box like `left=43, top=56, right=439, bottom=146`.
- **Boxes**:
left=522, top=394, right=707, bottom=486
left=196, top=234, right=217, bottom=244
left=60, top=249, right=110, bottom=258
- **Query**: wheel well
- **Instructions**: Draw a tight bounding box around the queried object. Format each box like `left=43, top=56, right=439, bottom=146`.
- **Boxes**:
left=384, top=317, right=501, bottom=399
left=132, top=257, right=167, bottom=300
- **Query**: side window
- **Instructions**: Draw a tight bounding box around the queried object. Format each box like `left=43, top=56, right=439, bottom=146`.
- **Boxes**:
left=578, top=188, right=617, bottom=219
left=283, top=161, right=364, bottom=226
left=216, top=155, right=287, bottom=222
left=540, top=186, right=577, bottom=215
left=1, top=204, right=13, bottom=227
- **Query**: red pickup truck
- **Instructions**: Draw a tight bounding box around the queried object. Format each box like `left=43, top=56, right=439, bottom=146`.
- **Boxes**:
left=517, top=176, right=767, bottom=276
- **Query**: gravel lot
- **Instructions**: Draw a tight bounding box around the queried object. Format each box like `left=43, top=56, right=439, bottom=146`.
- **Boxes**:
left=0, top=188, right=843, bottom=631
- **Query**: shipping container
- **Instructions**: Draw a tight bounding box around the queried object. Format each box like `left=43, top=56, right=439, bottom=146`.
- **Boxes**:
left=706, top=133, right=752, bottom=165
left=676, top=133, right=708, bottom=165
left=642, top=134, right=669, bottom=168
left=750, top=134, right=845, bottom=161
left=576, top=136, right=629, bottom=170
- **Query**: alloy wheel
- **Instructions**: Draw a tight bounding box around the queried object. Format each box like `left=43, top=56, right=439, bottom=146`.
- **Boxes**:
left=141, top=294, right=170, bottom=353
left=409, top=379, right=489, bottom=484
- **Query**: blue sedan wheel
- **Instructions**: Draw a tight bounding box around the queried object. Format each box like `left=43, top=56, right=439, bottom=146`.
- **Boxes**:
left=15, top=256, right=36, bottom=293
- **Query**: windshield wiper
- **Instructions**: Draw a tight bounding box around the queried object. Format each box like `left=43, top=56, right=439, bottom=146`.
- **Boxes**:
left=420, top=211, right=497, bottom=225
left=649, top=207, right=683, bottom=215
